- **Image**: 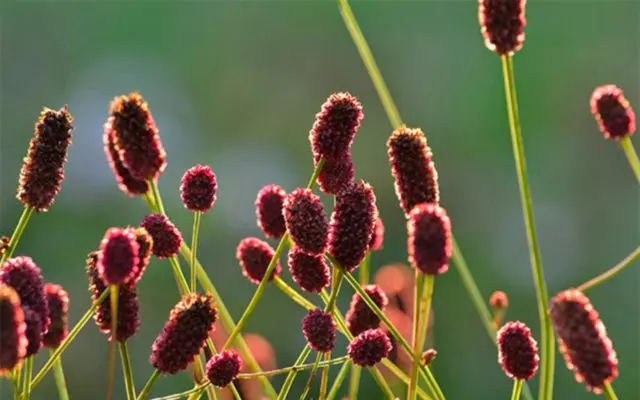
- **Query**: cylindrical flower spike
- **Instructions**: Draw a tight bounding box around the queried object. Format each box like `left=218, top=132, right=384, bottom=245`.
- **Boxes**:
left=478, top=0, right=527, bottom=56
left=347, top=328, right=392, bottom=367
left=288, top=247, right=330, bottom=293
left=42, top=283, right=69, bottom=348
left=309, top=92, right=363, bottom=160
left=497, top=321, right=539, bottom=381
left=302, top=309, right=337, bottom=353
left=255, top=184, right=287, bottom=239
left=387, top=127, right=439, bottom=216
left=0, top=285, right=27, bottom=375
left=283, top=188, right=329, bottom=256
left=314, top=153, right=355, bottom=195
left=369, top=216, right=385, bottom=252
left=206, top=350, right=242, bottom=387
left=328, top=181, right=377, bottom=272
left=180, top=164, right=218, bottom=212
left=150, top=294, right=218, bottom=374
left=236, top=238, right=281, bottom=284
left=17, top=106, right=74, bottom=211
left=128, top=227, right=153, bottom=286
left=549, top=289, right=618, bottom=393
left=140, top=214, right=183, bottom=259
left=103, top=126, right=149, bottom=196
left=23, top=306, right=44, bottom=356
left=590, top=85, right=636, bottom=140
left=407, top=203, right=452, bottom=275
left=97, top=227, right=140, bottom=286
left=346, top=284, right=388, bottom=336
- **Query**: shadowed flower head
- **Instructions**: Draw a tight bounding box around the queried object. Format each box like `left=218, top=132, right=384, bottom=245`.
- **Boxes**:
left=387, top=127, right=439, bottom=216
left=346, top=284, right=388, bottom=336
left=288, top=247, right=330, bottom=293
left=0, top=236, right=9, bottom=258
left=490, top=290, right=509, bottom=311
left=103, top=125, right=149, bottom=196
left=369, top=216, right=385, bottom=251
left=255, top=184, right=287, bottom=239
left=421, top=349, right=437, bottom=366
left=283, top=188, right=329, bottom=256
left=0, top=285, right=27, bottom=375
left=181, top=164, right=218, bottom=212
left=42, top=283, right=69, bottom=348
left=236, top=238, right=281, bottom=284
left=590, top=85, right=636, bottom=140
left=17, top=106, right=73, bottom=212
left=127, top=227, right=153, bottom=286
left=23, top=306, right=44, bottom=356
left=97, top=227, right=140, bottom=286
left=478, top=0, right=527, bottom=56
left=315, top=153, right=355, bottom=195
left=549, top=289, right=618, bottom=393
left=206, top=350, right=242, bottom=388
left=140, top=214, right=183, bottom=259
left=497, top=321, right=539, bottom=381
left=302, top=309, right=336, bottom=353
left=309, top=92, right=363, bottom=160
left=348, top=328, right=392, bottom=367
left=150, top=294, right=217, bottom=374
left=407, top=203, right=452, bottom=275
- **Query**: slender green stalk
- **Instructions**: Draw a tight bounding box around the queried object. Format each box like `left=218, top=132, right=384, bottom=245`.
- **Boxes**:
left=169, top=256, right=189, bottom=295
left=241, top=355, right=349, bottom=380
left=382, top=361, right=431, bottom=400
left=119, top=342, right=136, bottom=400
left=300, top=352, right=323, bottom=400
left=408, top=273, right=424, bottom=400
left=50, top=349, right=70, bottom=400
left=347, top=364, right=361, bottom=400
left=409, top=274, right=434, bottom=400
left=603, top=382, right=619, bottom=400
left=368, top=367, right=396, bottom=399
left=190, top=211, right=202, bottom=292
left=154, top=384, right=208, bottom=400
left=577, top=246, right=640, bottom=291
left=277, top=345, right=312, bottom=400
left=12, top=367, right=22, bottom=400
left=273, top=277, right=316, bottom=309
left=510, top=380, right=524, bottom=400
left=620, top=136, right=640, bottom=183
left=149, top=180, right=167, bottom=215
left=327, top=360, right=352, bottom=400
left=107, top=285, right=119, bottom=400
left=318, top=352, right=331, bottom=399
left=21, top=357, right=33, bottom=400
left=501, top=55, right=554, bottom=400
left=136, top=369, right=160, bottom=400
left=0, top=206, right=34, bottom=265
left=359, top=252, right=371, bottom=285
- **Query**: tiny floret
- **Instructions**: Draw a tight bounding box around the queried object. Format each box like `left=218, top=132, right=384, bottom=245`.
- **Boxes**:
left=302, top=309, right=337, bottom=353
left=255, top=184, right=287, bottom=239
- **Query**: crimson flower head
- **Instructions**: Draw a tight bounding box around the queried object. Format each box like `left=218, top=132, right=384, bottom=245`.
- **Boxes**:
left=180, top=164, right=218, bottom=212
left=302, top=309, right=337, bottom=353
left=309, top=92, right=363, bottom=160
left=140, top=214, right=183, bottom=259
left=17, top=106, right=74, bottom=212
left=0, top=285, right=27, bottom=375
left=288, top=247, right=330, bottom=293
left=407, top=203, right=452, bottom=276
left=97, top=227, right=140, bottom=286
left=255, top=184, right=287, bottom=239
left=103, top=125, right=149, bottom=196
left=206, top=350, right=242, bottom=387
left=42, top=283, right=69, bottom=348
left=590, top=85, right=636, bottom=140
left=497, top=321, right=539, bottom=381
left=284, top=188, right=329, bottom=256
left=369, top=216, right=385, bottom=252
left=236, top=238, right=281, bottom=284
left=348, top=328, right=392, bottom=367
left=315, top=153, right=355, bottom=195
left=478, top=0, right=527, bottom=56
left=346, top=284, right=388, bottom=336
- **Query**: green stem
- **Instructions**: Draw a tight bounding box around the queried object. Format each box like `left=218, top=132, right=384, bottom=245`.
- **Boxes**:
left=273, top=276, right=316, bottom=309
left=13, top=366, right=22, bottom=400
left=408, top=273, right=424, bottom=400
left=168, top=256, right=190, bottom=295
left=21, top=357, right=33, bottom=400
left=347, top=364, right=361, bottom=400
left=119, top=342, right=136, bottom=400
left=50, top=349, right=70, bottom=400
left=510, top=380, right=524, bottom=400
left=359, top=252, right=370, bottom=285
left=155, top=384, right=208, bottom=400
left=0, top=206, right=34, bottom=265
left=241, top=355, right=349, bottom=380
left=409, top=274, right=434, bottom=400
left=577, top=246, right=640, bottom=291
left=382, top=361, right=431, bottom=400
left=318, top=352, right=330, bottom=400
left=501, top=54, right=554, bottom=400
left=149, top=180, right=167, bottom=215
left=603, top=382, right=619, bottom=400
left=300, top=352, right=323, bottom=400
left=619, top=136, right=640, bottom=183
left=136, top=369, right=160, bottom=400
left=327, top=360, right=352, bottom=400
left=277, top=345, right=312, bottom=400
left=368, top=367, right=396, bottom=399
left=107, top=285, right=119, bottom=400
left=191, top=211, right=201, bottom=292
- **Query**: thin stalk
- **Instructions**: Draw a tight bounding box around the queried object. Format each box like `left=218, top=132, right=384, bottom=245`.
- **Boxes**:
left=300, top=352, right=323, bottom=400
left=168, top=256, right=189, bottom=295
left=50, top=349, right=70, bottom=400
left=327, top=360, right=352, bottom=400
left=368, top=367, right=396, bottom=399
left=382, top=361, right=431, bottom=400
left=0, top=206, right=34, bottom=265
left=347, top=364, right=361, bottom=400
left=359, top=252, right=371, bottom=285
left=318, top=352, right=331, bottom=399
left=149, top=180, right=166, bottom=215
left=277, top=345, right=312, bottom=400
left=107, top=285, right=120, bottom=400
left=119, top=342, right=136, bottom=400
left=603, top=382, right=619, bottom=400
left=408, top=273, right=425, bottom=400
left=510, top=380, right=524, bottom=400
left=194, top=355, right=215, bottom=400
left=620, top=136, right=640, bottom=183
left=501, top=54, right=554, bottom=400
left=190, top=211, right=201, bottom=292
left=136, top=369, right=160, bottom=400
left=273, top=276, right=316, bottom=309
left=154, top=384, right=208, bottom=400
left=13, top=367, right=22, bottom=400
left=577, top=246, right=640, bottom=291
left=409, top=274, right=434, bottom=400
left=241, top=355, right=349, bottom=380
left=21, top=357, right=33, bottom=400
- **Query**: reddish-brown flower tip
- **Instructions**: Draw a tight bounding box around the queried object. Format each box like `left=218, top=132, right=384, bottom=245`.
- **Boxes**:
left=497, top=321, right=539, bottom=381
left=549, top=289, right=618, bottom=393
left=309, top=92, right=363, bottom=160
left=421, top=349, right=438, bottom=366
left=236, top=238, right=281, bottom=284
left=314, top=153, right=355, bottom=195
left=255, top=184, right=287, bottom=239
left=407, top=203, right=452, bottom=276
left=283, top=188, right=329, bottom=256
left=490, top=290, right=509, bottom=311
left=478, top=0, right=527, bottom=56
left=97, top=227, right=140, bottom=286
left=590, top=85, right=636, bottom=140
left=140, top=214, right=183, bottom=259
left=0, top=236, right=9, bottom=258
left=17, top=106, right=74, bottom=212
left=108, top=93, right=166, bottom=181
left=0, top=285, right=27, bottom=375
left=302, top=309, right=337, bottom=353
left=150, top=294, right=218, bottom=374
left=387, top=127, right=439, bottom=216
left=206, top=350, right=242, bottom=387
left=42, top=283, right=69, bottom=348
left=288, top=247, right=330, bottom=293
left=329, top=181, right=377, bottom=272
left=346, top=284, right=388, bottom=336
left=127, top=227, right=153, bottom=286
left=369, top=216, right=385, bottom=252
left=347, top=328, right=392, bottom=366
left=180, top=164, right=218, bottom=212
left=103, top=125, right=149, bottom=196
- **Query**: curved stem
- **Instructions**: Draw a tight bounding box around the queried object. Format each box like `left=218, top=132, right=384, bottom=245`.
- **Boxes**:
left=0, top=206, right=34, bottom=265
left=510, top=380, right=524, bottom=400
left=577, top=246, right=640, bottom=291
left=619, top=136, right=640, bottom=183
left=327, top=360, right=352, bottom=400
left=51, top=349, right=70, bottom=400
left=191, top=211, right=201, bottom=292
left=136, top=369, right=160, bottom=400
left=119, top=342, right=136, bottom=400
left=21, top=357, right=33, bottom=400
left=603, top=382, right=619, bottom=400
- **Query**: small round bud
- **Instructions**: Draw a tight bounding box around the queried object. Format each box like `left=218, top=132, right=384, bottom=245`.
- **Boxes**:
left=180, top=164, right=218, bottom=212
left=236, top=238, right=281, bottom=284
left=407, top=203, right=452, bottom=275
left=140, top=214, right=183, bottom=259
left=255, top=184, right=287, bottom=239
left=590, top=84, right=636, bottom=140
left=497, top=321, right=539, bottom=381
left=347, top=328, right=392, bottom=367
left=284, top=188, right=329, bottom=256
left=302, top=309, right=337, bottom=353
left=288, top=248, right=330, bottom=293
left=206, top=350, right=242, bottom=387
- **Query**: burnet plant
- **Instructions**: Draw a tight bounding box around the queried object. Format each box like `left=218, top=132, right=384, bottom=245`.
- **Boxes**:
left=1, top=1, right=638, bottom=400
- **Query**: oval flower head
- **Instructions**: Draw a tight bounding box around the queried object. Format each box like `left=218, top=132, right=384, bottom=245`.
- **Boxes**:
left=42, top=283, right=70, bottom=348
left=302, top=309, right=337, bottom=353
left=0, top=285, right=27, bottom=375
left=497, top=321, right=539, bottom=381
left=347, top=328, right=392, bottom=367
left=288, top=247, right=330, bottom=293
left=407, top=203, right=452, bottom=276
left=309, top=92, right=363, bottom=160
left=97, top=227, right=140, bottom=286
left=478, top=0, right=527, bottom=56
left=590, top=84, right=636, bottom=140
left=206, top=350, right=242, bottom=388
left=236, top=237, right=281, bottom=284
left=283, top=188, right=329, bottom=256
left=140, top=214, right=183, bottom=259
left=180, top=164, right=218, bottom=212
left=345, top=284, right=388, bottom=336
left=255, top=184, right=287, bottom=239
left=103, top=123, right=149, bottom=196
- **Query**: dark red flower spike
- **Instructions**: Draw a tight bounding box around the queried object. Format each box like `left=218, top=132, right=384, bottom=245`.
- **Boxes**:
left=497, top=321, right=539, bottom=381
left=140, top=214, right=183, bottom=259
left=180, top=164, right=218, bottom=212
left=288, top=247, right=330, bottom=293
left=478, top=0, right=527, bottom=56
left=97, top=227, right=140, bottom=286
left=283, top=188, right=329, bottom=256
left=347, top=328, right=392, bottom=367
left=309, top=92, right=363, bottom=160
left=255, top=184, right=287, bottom=239
left=590, top=85, right=636, bottom=140
left=407, top=203, right=452, bottom=276
left=42, top=283, right=69, bottom=348
left=206, top=350, right=242, bottom=387
left=236, top=238, right=281, bottom=284
left=345, top=284, right=388, bottom=336
left=314, top=153, right=355, bottom=195
left=103, top=126, right=149, bottom=196
left=302, top=309, right=337, bottom=353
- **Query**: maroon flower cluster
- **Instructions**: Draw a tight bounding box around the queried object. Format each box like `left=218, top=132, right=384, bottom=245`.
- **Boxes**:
left=302, top=309, right=337, bottom=353
left=478, top=0, right=527, bottom=56
left=0, top=285, right=27, bottom=375
left=98, top=228, right=140, bottom=286
left=42, top=283, right=69, bottom=348
left=17, top=106, right=74, bottom=212
left=368, top=216, right=385, bottom=252
left=236, top=238, right=281, bottom=284
left=255, top=184, right=288, bottom=239
left=496, top=321, right=539, bottom=381
left=315, top=153, right=355, bottom=195
left=346, top=284, right=388, bottom=336
left=206, top=350, right=242, bottom=387
left=347, top=328, right=392, bottom=367
left=407, top=203, right=452, bottom=275
left=309, top=92, right=363, bottom=160
left=180, top=164, right=218, bottom=212
left=284, top=188, right=329, bottom=256
left=590, top=85, right=636, bottom=140
left=128, top=227, right=153, bottom=285
left=288, top=248, right=330, bottom=293
left=103, top=123, right=149, bottom=196
left=140, top=214, right=183, bottom=259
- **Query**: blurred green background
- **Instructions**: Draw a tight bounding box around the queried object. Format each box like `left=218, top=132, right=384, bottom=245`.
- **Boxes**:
left=1, top=1, right=638, bottom=399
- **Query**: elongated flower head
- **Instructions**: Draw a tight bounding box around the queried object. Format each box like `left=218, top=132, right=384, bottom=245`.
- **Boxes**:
left=478, top=0, right=527, bottom=55
left=150, top=294, right=218, bottom=374
left=315, top=153, right=355, bottom=195
left=348, top=328, right=392, bottom=366
left=549, top=289, right=618, bottom=393
left=369, top=216, right=385, bottom=251
left=490, top=290, right=509, bottom=311
left=128, top=227, right=153, bottom=285
left=255, top=184, right=287, bottom=239
left=288, top=247, right=330, bottom=293
left=497, top=321, right=539, bottom=381
left=387, top=127, right=439, bottom=215
left=309, top=92, right=363, bottom=160
left=329, top=181, right=377, bottom=272
left=236, top=237, right=281, bottom=284
left=97, top=227, right=140, bottom=286
left=346, top=284, right=388, bottom=336
left=107, top=93, right=166, bottom=181
left=42, top=283, right=69, bottom=348
left=283, top=188, right=329, bottom=256
left=206, top=350, right=242, bottom=387
left=17, top=106, right=74, bottom=211
left=103, top=126, right=149, bottom=196
left=302, top=309, right=336, bottom=352
left=0, top=285, right=27, bottom=375
left=0, top=236, right=9, bottom=258
left=180, top=164, right=218, bottom=212
left=421, top=349, right=438, bottom=366
left=407, top=203, right=452, bottom=275
left=140, top=214, right=183, bottom=258
left=590, top=85, right=636, bottom=140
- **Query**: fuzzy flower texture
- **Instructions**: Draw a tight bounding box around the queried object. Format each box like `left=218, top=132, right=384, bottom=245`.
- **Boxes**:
left=302, top=309, right=337, bottom=353
left=236, top=237, right=281, bottom=284
left=206, top=350, right=242, bottom=388
left=140, top=214, right=183, bottom=259
left=497, top=321, right=539, bottom=381
left=180, top=164, right=218, bottom=212
left=478, top=0, right=527, bottom=56
left=590, top=85, right=636, bottom=140
left=407, top=203, right=452, bottom=276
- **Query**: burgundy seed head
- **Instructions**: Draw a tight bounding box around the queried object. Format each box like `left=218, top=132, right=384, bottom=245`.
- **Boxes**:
left=497, top=321, right=539, bottom=381
left=0, top=285, right=27, bottom=375
left=369, top=216, right=385, bottom=252
left=328, top=181, right=377, bottom=272
left=288, top=247, right=330, bottom=293
left=549, top=289, right=618, bottom=393
left=97, top=227, right=140, bottom=286
left=0, top=236, right=9, bottom=258
left=478, top=0, right=527, bottom=56
left=180, top=164, right=218, bottom=212
left=108, top=93, right=166, bottom=181
left=387, top=127, right=439, bottom=216
left=302, top=309, right=337, bottom=353
left=346, top=284, right=388, bottom=336
left=150, top=294, right=218, bottom=374
left=236, top=238, right=281, bottom=284
left=103, top=126, right=149, bottom=196
left=42, top=283, right=69, bottom=348
left=206, top=350, right=242, bottom=387
left=255, top=184, right=287, bottom=239
left=590, top=85, right=636, bottom=140
left=490, top=290, right=509, bottom=311
left=315, top=153, right=355, bottom=195
left=127, top=227, right=153, bottom=286
left=309, top=92, right=363, bottom=160
left=283, top=188, right=329, bottom=256
left=140, top=214, right=183, bottom=259
left=23, top=306, right=44, bottom=356
left=17, top=106, right=74, bottom=212
left=347, top=328, right=392, bottom=367
left=407, top=203, right=452, bottom=276
left=421, top=349, right=438, bottom=366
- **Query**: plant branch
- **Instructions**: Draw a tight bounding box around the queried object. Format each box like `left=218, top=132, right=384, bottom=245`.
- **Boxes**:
left=0, top=206, right=34, bottom=265
left=620, top=136, right=640, bottom=183
left=577, top=246, right=640, bottom=292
